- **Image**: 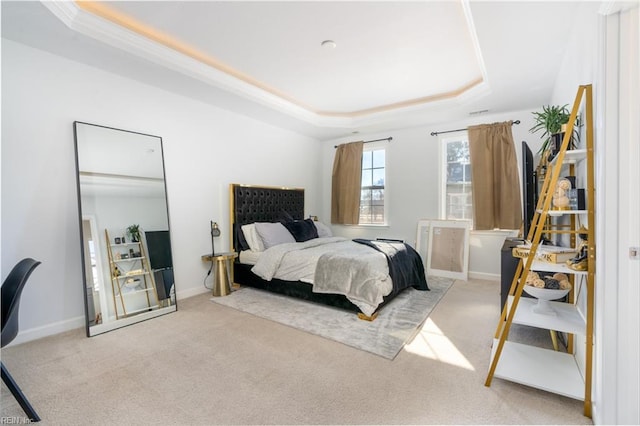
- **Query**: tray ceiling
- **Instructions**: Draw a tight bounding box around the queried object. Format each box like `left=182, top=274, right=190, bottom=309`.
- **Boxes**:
left=1, top=1, right=598, bottom=139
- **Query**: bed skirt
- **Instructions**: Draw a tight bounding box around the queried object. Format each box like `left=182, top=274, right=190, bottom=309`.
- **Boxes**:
left=233, top=262, right=405, bottom=314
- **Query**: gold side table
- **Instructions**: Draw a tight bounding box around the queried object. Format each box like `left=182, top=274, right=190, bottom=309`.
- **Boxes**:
left=201, top=252, right=238, bottom=297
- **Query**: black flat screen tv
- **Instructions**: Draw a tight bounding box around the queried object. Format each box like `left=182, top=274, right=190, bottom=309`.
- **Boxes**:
left=145, top=230, right=173, bottom=270
left=522, top=141, right=538, bottom=239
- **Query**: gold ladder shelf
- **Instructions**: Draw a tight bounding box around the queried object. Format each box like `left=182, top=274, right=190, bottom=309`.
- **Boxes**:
left=485, top=84, right=595, bottom=418
left=105, top=229, right=160, bottom=320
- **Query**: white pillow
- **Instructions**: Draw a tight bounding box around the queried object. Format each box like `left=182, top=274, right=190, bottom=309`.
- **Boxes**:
left=254, top=222, right=295, bottom=249
left=314, top=221, right=333, bottom=238
left=241, top=224, right=265, bottom=252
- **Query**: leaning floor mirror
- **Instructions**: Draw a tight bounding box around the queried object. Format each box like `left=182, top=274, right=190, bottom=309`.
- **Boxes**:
left=74, top=121, right=177, bottom=336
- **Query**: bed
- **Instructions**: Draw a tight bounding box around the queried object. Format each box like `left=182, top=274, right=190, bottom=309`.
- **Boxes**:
left=229, top=183, right=429, bottom=320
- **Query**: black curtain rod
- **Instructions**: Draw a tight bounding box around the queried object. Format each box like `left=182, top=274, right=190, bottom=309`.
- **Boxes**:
left=430, top=120, right=521, bottom=136
left=334, top=137, right=392, bottom=148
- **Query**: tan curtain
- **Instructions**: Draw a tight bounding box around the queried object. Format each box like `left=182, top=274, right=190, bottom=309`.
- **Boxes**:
left=331, top=141, right=363, bottom=224
left=468, top=121, right=522, bottom=230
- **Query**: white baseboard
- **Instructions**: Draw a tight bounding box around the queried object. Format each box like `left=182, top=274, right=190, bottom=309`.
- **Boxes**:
left=8, top=286, right=210, bottom=346
left=176, top=285, right=210, bottom=300
left=9, top=316, right=85, bottom=347
left=469, top=271, right=500, bottom=282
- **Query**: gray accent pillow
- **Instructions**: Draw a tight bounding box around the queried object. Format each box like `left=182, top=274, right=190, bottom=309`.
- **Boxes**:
left=313, top=221, right=333, bottom=238
left=254, top=222, right=295, bottom=249
left=241, top=224, right=265, bottom=252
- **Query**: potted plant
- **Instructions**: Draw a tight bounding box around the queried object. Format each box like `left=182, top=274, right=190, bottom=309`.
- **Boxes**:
left=126, top=224, right=141, bottom=242
left=529, top=104, right=582, bottom=157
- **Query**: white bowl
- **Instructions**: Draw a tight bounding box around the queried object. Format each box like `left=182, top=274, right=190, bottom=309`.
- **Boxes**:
left=523, top=284, right=571, bottom=315
left=523, top=285, right=571, bottom=301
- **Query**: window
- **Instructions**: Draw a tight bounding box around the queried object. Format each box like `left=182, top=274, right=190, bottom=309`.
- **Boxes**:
left=441, top=133, right=473, bottom=224
left=360, top=146, right=386, bottom=224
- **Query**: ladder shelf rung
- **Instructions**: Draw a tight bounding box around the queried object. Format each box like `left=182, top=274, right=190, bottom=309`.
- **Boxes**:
left=507, top=296, right=586, bottom=335
left=490, top=339, right=585, bottom=400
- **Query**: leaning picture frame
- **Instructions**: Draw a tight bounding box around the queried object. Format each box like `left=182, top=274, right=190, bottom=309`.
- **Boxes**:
left=417, top=219, right=470, bottom=281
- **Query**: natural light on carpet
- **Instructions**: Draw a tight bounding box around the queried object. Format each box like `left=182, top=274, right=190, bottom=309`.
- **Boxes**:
left=404, top=318, right=475, bottom=370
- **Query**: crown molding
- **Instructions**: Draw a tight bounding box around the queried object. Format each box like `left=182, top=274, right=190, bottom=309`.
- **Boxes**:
left=599, top=0, right=639, bottom=15
left=41, top=0, right=489, bottom=130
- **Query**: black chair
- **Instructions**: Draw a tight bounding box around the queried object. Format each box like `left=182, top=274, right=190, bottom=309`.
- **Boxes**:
left=1, top=258, right=41, bottom=422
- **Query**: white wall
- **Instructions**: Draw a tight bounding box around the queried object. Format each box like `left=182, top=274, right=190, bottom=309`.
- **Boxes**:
left=320, top=110, right=538, bottom=281
left=1, top=39, right=321, bottom=343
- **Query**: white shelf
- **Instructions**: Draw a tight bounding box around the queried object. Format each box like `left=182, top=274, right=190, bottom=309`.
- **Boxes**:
left=489, top=88, right=594, bottom=417
left=112, top=257, right=146, bottom=263
left=542, top=209, right=588, bottom=217
left=530, top=260, right=587, bottom=275
left=110, top=242, right=140, bottom=247
left=550, top=148, right=587, bottom=165
left=115, top=272, right=150, bottom=279
left=117, top=287, right=154, bottom=297
left=491, top=339, right=584, bottom=400
left=507, top=296, right=585, bottom=335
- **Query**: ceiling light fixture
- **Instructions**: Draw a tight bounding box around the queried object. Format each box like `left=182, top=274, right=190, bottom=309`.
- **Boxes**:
left=321, top=40, right=337, bottom=49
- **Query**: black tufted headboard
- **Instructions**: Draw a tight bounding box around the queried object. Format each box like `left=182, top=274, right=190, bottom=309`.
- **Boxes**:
left=230, top=184, right=305, bottom=252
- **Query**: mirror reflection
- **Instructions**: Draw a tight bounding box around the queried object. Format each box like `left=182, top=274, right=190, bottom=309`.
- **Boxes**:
left=74, top=122, right=177, bottom=336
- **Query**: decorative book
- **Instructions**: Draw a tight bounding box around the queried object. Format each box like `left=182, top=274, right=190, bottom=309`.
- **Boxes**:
left=512, top=245, right=577, bottom=263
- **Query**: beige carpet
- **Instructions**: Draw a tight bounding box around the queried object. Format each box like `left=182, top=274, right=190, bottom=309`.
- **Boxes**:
left=210, top=277, right=453, bottom=360
left=0, top=278, right=592, bottom=425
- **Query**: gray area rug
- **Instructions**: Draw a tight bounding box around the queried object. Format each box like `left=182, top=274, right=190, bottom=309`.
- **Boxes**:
left=211, top=276, right=454, bottom=360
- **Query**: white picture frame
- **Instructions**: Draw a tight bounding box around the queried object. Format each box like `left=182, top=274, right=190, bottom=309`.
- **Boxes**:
left=416, top=219, right=470, bottom=281
left=415, top=219, right=431, bottom=263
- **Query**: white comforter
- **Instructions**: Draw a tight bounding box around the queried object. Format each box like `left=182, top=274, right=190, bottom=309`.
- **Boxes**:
left=250, top=237, right=392, bottom=316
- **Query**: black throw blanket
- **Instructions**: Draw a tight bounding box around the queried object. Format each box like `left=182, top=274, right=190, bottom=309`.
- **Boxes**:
left=353, top=239, right=429, bottom=293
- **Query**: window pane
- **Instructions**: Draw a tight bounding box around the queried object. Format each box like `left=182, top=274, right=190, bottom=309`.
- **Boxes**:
left=372, top=149, right=385, bottom=168
left=447, top=141, right=469, bottom=163
left=372, top=169, right=385, bottom=186
left=361, top=147, right=386, bottom=225
left=362, top=151, right=372, bottom=168
left=359, top=205, right=371, bottom=223
left=443, top=137, right=473, bottom=226
left=372, top=206, right=384, bottom=222
left=361, top=169, right=372, bottom=187
left=448, top=163, right=463, bottom=182
left=464, top=164, right=471, bottom=182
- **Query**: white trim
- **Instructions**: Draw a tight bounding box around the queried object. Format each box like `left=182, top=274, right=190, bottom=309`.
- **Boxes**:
left=175, top=285, right=210, bottom=300
left=595, top=10, right=620, bottom=425
left=468, top=271, right=500, bottom=282
left=7, top=316, right=85, bottom=347
left=83, top=215, right=109, bottom=328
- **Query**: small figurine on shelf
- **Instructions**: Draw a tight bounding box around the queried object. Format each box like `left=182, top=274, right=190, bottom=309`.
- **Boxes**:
left=553, top=178, right=572, bottom=210
left=112, top=266, right=121, bottom=278
left=566, top=226, right=589, bottom=271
